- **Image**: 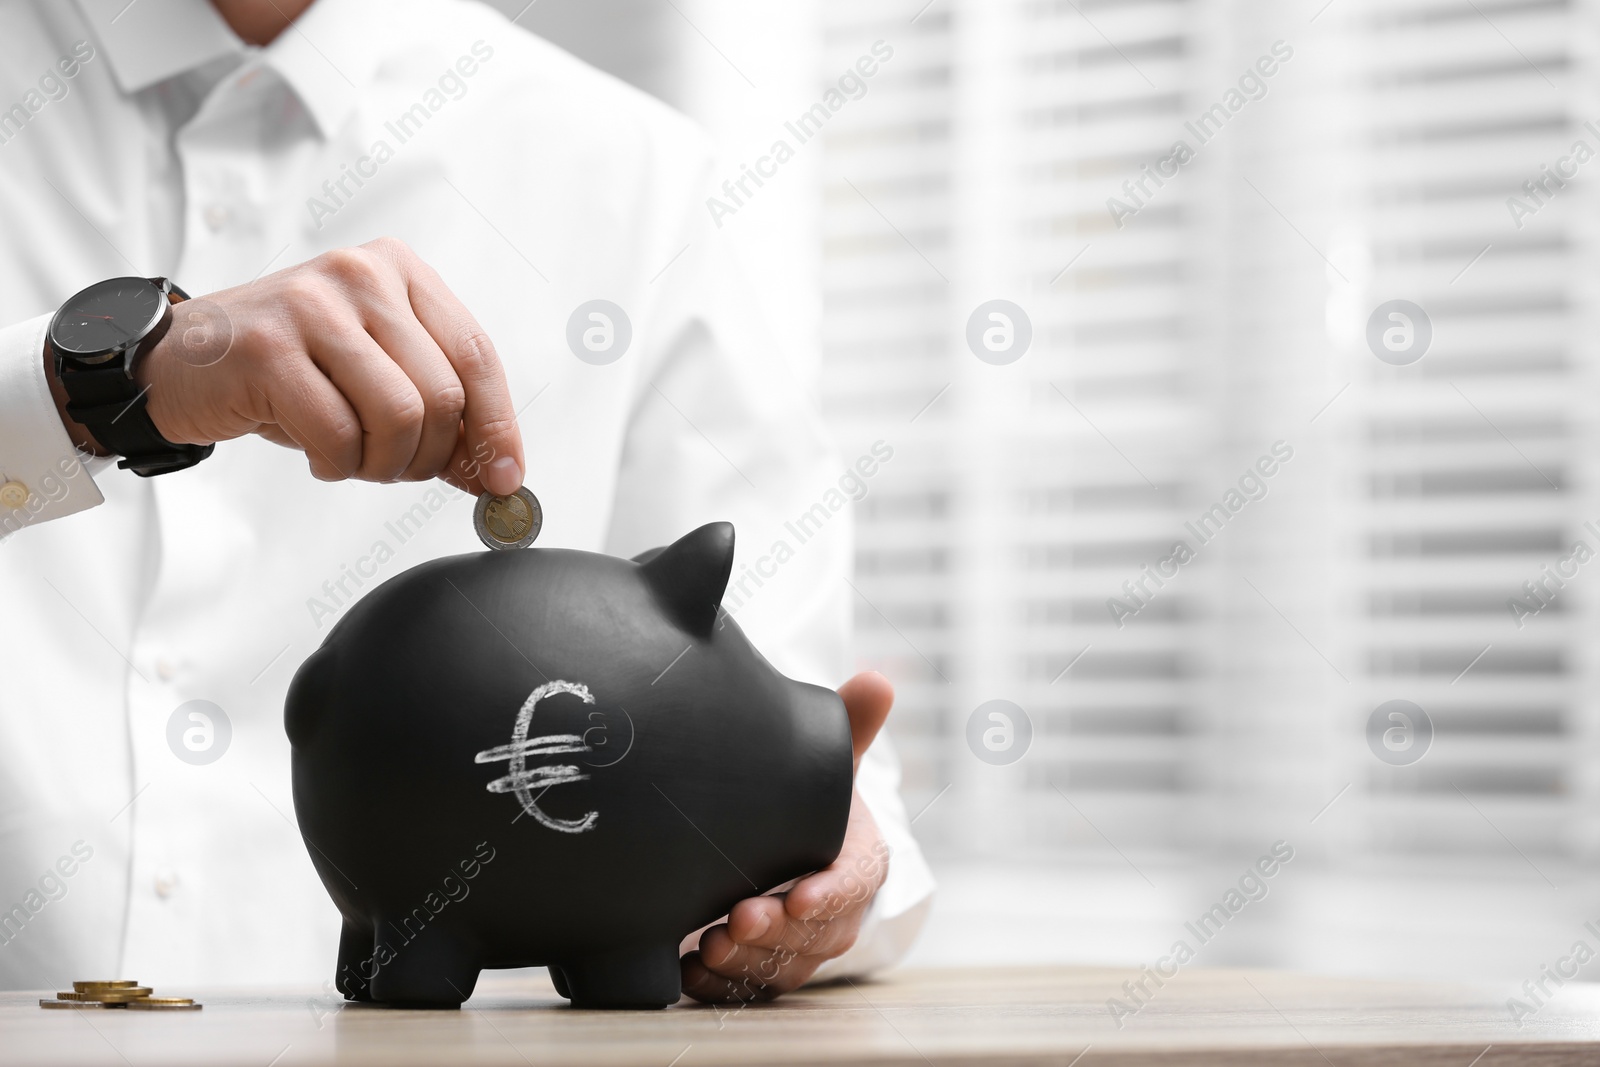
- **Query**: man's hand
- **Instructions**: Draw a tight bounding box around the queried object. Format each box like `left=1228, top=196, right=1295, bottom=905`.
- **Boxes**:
left=680, top=671, right=895, bottom=1003
left=54, top=238, right=525, bottom=495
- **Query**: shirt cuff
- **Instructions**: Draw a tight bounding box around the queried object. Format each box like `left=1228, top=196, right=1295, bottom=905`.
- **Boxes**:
left=0, top=314, right=105, bottom=540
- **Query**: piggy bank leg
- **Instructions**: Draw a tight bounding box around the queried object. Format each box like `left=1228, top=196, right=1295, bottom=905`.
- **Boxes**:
left=336, top=919, right=375, bottom=1001
left=367, top=923, right=481, bottom=1008
left=547, top=965, right=571, bottom=999
left=557, top=943, right=681, bottom=1009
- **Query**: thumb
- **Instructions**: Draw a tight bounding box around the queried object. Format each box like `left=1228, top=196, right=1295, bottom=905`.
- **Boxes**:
left=836, top=671, right=893, bottom=772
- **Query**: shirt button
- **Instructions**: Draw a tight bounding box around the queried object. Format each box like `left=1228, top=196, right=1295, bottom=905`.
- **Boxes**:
left=203, top=204, right=231, bottom=232
left=156, top=659, right=177, bottom=682
left=0, top=481, right=28, bottom=509
left=154, top=870, right=178, bottom=899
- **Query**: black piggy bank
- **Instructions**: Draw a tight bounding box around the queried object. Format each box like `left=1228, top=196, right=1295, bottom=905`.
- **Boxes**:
left=284, top=522, right=852, bottom=1009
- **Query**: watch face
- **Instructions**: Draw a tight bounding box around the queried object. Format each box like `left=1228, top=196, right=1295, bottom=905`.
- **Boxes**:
left=50, top=277, right=166, bottom=361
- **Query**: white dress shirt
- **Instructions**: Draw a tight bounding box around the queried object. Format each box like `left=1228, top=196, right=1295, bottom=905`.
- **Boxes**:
left=0, top=0, right=932, bottom=990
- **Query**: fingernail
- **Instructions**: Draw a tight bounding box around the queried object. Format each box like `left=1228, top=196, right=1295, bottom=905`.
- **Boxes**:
left=485, top=456, right=521, bottom=494
left=746, top=912, right=772, bottom=940
left=709, top=940, right=738, bottom=967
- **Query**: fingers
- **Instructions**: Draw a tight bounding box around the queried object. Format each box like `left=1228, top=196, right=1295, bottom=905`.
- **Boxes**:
left=363, top=315, right=467, bottom=483
left=682, top=796, right=891, bottom=1005
left=681, top=893, right=854, bottom=1003
left=306, top=326, right=425, bottom=483
left=704, top=898, right=864, bottom=962
left=435, top=423, right=512, bottom=495
left=681, top=947, right=824, bottom=1004
left=837, top=671, right=894, bottom=770
left=324, top=240, right=486, bottom=486
left=250, top=364, right=361, bottom=481
left=136, top=239, right=519, bottom=489
left=393, top=245, right=525, bottom=495
left=682, top=892, right=865, bottom=1002
left=784, top=796, right=888, bottom=923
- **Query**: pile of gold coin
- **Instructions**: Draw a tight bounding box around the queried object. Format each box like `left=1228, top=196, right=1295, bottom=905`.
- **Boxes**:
left=40, top=980, right=201, bottom=1011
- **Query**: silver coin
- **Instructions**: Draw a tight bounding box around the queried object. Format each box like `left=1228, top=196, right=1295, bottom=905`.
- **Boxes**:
left=474, top=488, right=542, bottom=550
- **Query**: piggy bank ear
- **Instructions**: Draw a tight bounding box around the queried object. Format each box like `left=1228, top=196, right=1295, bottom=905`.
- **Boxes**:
left=634, top=522, right=735, bottom=635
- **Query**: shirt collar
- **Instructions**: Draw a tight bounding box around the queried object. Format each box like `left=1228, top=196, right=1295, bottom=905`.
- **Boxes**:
left=71, top=0, right=387, bottom=139
left=71, top=0, right=242, bottom=94
left=257, top=0, right=388, bottom=139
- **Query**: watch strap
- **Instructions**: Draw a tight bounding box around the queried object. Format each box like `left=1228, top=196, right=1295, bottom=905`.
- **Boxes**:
left=62, top=372, right=213, bottom=477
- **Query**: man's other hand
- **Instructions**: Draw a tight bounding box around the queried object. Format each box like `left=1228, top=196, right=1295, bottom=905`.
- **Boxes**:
left=680, top=671, right=895, bottom=1003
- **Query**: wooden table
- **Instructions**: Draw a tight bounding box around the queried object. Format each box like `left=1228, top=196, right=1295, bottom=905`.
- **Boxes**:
left=3, top=966, right=1598, bottom=1066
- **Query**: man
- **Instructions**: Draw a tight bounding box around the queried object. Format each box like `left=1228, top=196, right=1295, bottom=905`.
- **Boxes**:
left=0, top=0, right=933, bottom=1001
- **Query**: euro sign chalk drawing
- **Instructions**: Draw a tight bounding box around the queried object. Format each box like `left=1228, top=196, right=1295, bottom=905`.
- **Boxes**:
left=475, top=680, right=600, bottom=833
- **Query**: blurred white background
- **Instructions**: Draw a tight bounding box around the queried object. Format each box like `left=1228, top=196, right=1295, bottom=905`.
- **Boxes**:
left=487, top=0, right=1600, bottom=994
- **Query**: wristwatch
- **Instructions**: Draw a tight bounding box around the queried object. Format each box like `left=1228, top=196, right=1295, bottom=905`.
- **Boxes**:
left=48, top=276, right=214, bottom=477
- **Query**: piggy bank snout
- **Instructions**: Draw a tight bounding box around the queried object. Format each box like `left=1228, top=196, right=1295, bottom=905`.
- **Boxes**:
left=776, top=679, right=855, bottom=869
